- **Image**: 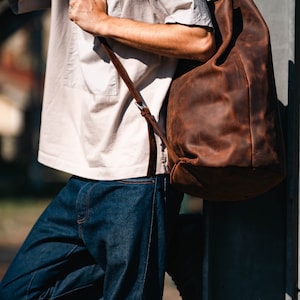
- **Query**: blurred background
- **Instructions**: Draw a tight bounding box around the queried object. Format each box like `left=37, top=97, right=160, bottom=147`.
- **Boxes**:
left=0, top=1, right=67, bottom=197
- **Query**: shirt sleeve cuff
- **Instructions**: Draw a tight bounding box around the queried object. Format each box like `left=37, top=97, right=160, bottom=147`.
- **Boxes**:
left=165, top=9, right=213, bottom=28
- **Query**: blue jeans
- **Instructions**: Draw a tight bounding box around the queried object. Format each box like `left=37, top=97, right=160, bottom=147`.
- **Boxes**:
left=0, top=175, right=182, bottom=300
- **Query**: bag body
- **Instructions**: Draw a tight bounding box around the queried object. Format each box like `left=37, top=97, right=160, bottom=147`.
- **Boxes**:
left=166, top=0, right=286, bottom=201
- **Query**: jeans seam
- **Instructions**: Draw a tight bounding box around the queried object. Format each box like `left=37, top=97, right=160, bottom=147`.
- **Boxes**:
left=163, top=176, right=167, bottom=203
left=48, top=282, right=97, bottom=300
left=65, top=244, right=80, bottom=258
left=26, top=271, right=37, bottom=300
left=140, top=176, right=157, bottom=298
left=76, top=182, right=93, bottom=224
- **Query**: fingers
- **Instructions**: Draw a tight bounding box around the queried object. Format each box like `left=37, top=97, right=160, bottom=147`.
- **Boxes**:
left=68, top=0, right=79, bottom=22
left=68, top=0, right=74, bottom=21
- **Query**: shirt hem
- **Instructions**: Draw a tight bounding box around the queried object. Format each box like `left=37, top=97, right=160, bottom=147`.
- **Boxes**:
left=38, top=151, right=168, bottom=181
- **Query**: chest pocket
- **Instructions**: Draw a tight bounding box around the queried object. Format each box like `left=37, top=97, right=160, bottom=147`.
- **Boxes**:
left=64, top=24, right=118, bottom=97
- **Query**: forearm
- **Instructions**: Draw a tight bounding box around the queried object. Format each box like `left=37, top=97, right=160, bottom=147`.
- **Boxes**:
left=96, top=17, right=215, bottom=61
left=69, top=0, right=215, bottom=62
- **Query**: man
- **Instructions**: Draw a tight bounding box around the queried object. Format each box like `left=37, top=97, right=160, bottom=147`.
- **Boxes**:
left=0, top=0, right=214, bottom=299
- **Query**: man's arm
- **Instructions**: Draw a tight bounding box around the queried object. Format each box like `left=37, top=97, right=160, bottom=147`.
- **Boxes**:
left=69, top=0, right=215, bottom=62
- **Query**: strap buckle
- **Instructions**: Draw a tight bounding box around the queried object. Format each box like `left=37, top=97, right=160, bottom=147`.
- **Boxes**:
left=135, top=102, right=147, bottom=111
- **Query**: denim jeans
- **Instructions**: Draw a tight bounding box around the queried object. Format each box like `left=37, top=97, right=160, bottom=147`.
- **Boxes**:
left=0, top=175, right=182, bottom=300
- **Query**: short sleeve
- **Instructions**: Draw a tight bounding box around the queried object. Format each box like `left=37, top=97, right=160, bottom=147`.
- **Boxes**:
left=149, top=0, right=213, bottom=28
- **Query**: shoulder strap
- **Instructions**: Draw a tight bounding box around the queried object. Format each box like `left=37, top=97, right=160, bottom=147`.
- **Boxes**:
left=98, top=37, right=170, bottom=175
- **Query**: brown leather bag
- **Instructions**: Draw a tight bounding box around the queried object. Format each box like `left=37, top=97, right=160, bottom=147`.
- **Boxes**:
left=100, top=0, right=286, bottom=201
left=166, top=0, right=286, bottom=201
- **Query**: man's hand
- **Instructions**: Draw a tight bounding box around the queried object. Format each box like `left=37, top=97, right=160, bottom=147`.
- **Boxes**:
left=69, top=0, right=108, bottom=35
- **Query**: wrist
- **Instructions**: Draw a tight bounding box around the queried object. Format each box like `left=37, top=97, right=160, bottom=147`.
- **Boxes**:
left=96, top=14, right=114, bottom=37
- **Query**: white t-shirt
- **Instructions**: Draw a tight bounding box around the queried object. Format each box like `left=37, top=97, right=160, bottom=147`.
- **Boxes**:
left=9, top=0, right=213, bottom=180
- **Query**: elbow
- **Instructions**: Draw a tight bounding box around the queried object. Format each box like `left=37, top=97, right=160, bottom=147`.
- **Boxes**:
left=203, top=32, right=216, bottom=61
left=193, top=31, right=216, bottom=62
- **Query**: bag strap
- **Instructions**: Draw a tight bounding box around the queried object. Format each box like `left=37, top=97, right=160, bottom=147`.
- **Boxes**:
left=98, top=37, right=171, bottom=175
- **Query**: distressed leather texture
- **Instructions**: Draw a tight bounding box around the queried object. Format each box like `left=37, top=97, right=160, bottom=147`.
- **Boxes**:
left=166, top=0, right=286, bottom=201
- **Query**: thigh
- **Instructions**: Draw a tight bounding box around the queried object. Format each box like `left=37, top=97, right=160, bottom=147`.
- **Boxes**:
left=0, top=178, right=104, bottom=300
left=80, top=176, right=168, bottom=300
